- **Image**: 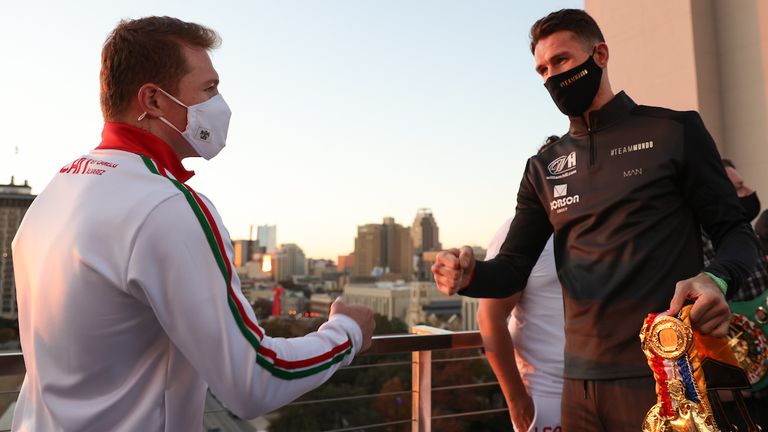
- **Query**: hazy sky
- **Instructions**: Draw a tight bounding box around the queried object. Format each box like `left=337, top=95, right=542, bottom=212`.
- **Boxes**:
left=2, top=0, right=581, bottom=259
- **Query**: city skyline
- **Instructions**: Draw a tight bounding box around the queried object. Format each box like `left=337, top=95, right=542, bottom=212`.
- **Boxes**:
left=3, top=1, right=581, bottom=259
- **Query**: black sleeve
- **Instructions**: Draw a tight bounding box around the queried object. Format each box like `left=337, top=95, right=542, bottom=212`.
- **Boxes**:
left=459, top=159, right=553, bottom=298
left=681, top=112, right=758, bottom=298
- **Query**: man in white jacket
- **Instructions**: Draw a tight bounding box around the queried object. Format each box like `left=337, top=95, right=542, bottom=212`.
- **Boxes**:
left=11, top=16, right=374, bottom=432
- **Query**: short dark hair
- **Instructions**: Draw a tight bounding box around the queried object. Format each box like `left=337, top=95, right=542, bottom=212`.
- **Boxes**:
left=100, top=16, right=221, bottom=120
left=530, top=9, right=605, bottom=54
left=721, top=158, right=736, bottom=169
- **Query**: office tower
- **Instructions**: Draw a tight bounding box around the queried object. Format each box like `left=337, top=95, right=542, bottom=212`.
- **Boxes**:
left=411, top=208, right=441, bottom=253
left=0, top=178, right=35, bottom=318
left=257, top=224, right=277, bottom=253
left=337, top=254, right=355, bottom=273
left=273, top=243, right=307, bottom=281
left=353, top=217, right=413, bottom=281
left=233, top=239, right=260, bottom=268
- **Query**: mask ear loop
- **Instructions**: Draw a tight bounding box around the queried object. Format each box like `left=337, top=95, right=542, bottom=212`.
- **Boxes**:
left=137, top=86, right=187, bottom=121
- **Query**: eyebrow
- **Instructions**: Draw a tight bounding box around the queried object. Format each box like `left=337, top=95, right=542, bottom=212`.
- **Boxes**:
left=535, top=50, right=570, bottom=74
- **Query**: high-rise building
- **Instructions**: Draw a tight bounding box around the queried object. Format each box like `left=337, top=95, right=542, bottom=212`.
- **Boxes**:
left=0, top=178, right=35, bottom=318
left=232, top=239, right=260, bottom=268
left=337, top=254, right=355, bottom=273
left=353, top=217, right=413, bottom=280
left=411, top=208, right=441, bottom=253
left=257, top=225, right=277, bottom=253
left=273, top=243, right=307, bottom=282
left=586, top=0, right=768, bottom=200
left=412, top=209, right=441, bottom=281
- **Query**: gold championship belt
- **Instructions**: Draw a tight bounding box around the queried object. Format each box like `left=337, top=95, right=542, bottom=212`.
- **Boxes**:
left=728, top=295, right=768, bottom=390
left=640, top=307, right=718, bottom=431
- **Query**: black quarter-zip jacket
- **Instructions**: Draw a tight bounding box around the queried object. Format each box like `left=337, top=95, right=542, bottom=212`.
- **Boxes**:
left=463, top=92, right=758, bottom=379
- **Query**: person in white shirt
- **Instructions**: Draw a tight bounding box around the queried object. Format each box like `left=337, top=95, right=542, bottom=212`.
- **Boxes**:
left=11, top=16, right=374, bottom=432
left=477, top=218, right=564, bottom=432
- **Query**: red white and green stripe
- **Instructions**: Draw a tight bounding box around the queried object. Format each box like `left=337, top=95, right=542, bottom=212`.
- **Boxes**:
left=140, top=156, right=353, bottom=379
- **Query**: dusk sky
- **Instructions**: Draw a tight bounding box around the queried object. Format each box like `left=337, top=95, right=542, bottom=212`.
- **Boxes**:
left=3, top=0, right=581, bottom=259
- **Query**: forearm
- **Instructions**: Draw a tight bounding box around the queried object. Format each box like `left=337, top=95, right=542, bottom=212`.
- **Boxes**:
left=680, top=112, right=759, bottom=296
left=705, top=226, right=759, bottom=299
left=481, top=324, right=530, bottom=407
left=477, top=296, right=530, bottom=410
left=461, top=259, right=528, bottom=298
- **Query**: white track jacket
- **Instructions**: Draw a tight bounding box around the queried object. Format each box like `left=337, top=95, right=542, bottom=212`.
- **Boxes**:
left=11, top=123, right=362, bottom=431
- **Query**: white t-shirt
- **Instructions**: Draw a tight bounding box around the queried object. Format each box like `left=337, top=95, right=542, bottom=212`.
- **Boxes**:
left=485, top=219, right=564, bottom=398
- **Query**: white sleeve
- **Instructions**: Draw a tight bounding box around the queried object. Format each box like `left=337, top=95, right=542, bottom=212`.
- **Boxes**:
left=485, top=218, right=514, bottom=260
left=125, top=194, right=362, bottom=418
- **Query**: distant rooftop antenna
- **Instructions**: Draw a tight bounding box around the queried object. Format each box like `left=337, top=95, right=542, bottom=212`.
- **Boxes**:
left=12, top=146, right=21, bottom=186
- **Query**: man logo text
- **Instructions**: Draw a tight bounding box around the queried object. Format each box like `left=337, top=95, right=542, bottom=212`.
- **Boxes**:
left=623, top=168, right=643, bottom=177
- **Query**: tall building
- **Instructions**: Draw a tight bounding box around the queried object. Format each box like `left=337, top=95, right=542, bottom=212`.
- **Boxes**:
left=353, top=217, right=413, bottom=281
left=412, top=209, right=441, bottom=281
left=337, top=254, right=355, bottom=273
left=411, top=208, right=441, bottom=253
left=273, top=243, right=306, bottom=282
left=0, top=178, right=35, bottom=318
left=257, top=224, right=277, bottom=253
left=232, top=239, right=260, bottom=268
left=586, top=0, right=768, bottom=199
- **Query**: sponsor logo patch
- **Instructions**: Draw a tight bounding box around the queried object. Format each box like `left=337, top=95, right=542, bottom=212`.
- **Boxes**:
left=196, top=127, right=212, bottom=142
left=60, top=157, right=119, bottom=176
left=546, top=152, right=577, bottom=180
left=550, top=183, right=580, bottom=214
left=553, top=184, right=568, bottom=197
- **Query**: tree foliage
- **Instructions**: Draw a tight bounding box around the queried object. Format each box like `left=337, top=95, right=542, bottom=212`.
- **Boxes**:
left=262, top=315, right=511, bottom=431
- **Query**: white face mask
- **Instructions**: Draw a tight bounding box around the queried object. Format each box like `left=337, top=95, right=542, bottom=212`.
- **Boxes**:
left=140, top=88, right=232, bottom=160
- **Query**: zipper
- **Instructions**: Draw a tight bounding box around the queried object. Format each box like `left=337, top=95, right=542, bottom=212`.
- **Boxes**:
left=583, top=114, right=596, bottom=168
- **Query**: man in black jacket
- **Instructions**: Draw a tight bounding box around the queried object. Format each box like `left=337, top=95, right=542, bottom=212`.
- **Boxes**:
left=432, top=9, right=758, bottom=430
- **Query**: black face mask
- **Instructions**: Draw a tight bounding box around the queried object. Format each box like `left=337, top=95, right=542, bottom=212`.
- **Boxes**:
left=544, top=53, right=603, bottom=117
left=740, top=192, right=761, bottom=222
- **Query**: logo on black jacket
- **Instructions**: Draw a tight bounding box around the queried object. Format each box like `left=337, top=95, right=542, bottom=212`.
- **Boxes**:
left=550, top=183, right=580, bottom=213
left=610, top=141, right=654, bottom=157
left=546, top=152, right=577, bottom=180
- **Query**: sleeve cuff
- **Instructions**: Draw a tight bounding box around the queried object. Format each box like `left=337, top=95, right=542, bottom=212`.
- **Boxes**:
left=326, top=314, right=364, bottom=357
left=703, top=270, right=728, bottom=296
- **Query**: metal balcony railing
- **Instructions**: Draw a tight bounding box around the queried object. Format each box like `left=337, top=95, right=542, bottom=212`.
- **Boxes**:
left=0, top=328, right=510, bottom=432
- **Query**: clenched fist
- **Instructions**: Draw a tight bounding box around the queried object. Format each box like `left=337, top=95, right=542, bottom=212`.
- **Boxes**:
left=329, top=297, right=375, bottom=351
left=431, top=246, right=476, bottom=296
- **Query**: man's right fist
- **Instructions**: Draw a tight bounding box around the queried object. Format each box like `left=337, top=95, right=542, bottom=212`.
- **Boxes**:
left=431, top=246, right=476, bottom=296
left=329, top=298, right=375, bottom=351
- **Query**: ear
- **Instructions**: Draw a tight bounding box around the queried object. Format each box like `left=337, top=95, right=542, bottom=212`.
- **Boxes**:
left=594, top=42, right=609, bottom=68
left=136, top=84, right=164, bottom=120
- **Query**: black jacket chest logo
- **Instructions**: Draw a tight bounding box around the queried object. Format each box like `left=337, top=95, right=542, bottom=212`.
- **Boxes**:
left=546, top=151, right=578, bottom=180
